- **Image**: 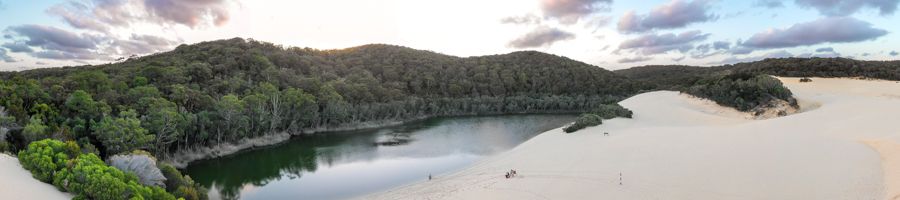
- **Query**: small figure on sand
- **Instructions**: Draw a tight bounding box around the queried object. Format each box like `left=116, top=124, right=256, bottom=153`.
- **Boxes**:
left=428, top=174, right=432, bottom=181
left=505, top=169, right=518, bottom=179
left=604, top=132, right=609, bottom=136
left=619, top=172, right=623, bottom=185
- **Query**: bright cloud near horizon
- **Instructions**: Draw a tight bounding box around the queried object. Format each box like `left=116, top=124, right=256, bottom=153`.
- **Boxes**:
left=1, top=0, right=899, bottom=71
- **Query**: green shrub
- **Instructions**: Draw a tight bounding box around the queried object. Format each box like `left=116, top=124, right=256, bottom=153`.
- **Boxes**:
left=19, top=139, right=179, bottom=200
left=590, top=104, right=633, bottom=119
left=18, top=139, right=72, bottom=182
left=563, top=114, right=603, bottom=133
left=685, top=73, right=796, bottom=111
left=159, top=162, right=207, bottom=200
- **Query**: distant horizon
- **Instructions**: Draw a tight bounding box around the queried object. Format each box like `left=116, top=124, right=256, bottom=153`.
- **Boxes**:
left=2, top=37, right=898, bottom=73
left=1, top=0, right=899, bottom=70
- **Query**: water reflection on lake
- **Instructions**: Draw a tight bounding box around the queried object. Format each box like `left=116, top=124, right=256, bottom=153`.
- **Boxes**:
left=183, top=114, right=575, bottom=200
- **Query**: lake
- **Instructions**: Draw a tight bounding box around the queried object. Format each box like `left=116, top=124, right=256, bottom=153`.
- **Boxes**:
left=183, top=114, right=576, bottom=200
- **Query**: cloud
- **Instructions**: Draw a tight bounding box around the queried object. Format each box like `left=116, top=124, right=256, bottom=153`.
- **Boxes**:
left=713, top=41, right=731, bottom=50
left=508, top=26, right=576, bottom=48
left=2, top=42, right=34, bottom=53
left=798, top=51, right=841, bottom=58
left=0, top=48, right=16, bottom=62
left=4, top=24, right=177, bottom=61
left=617, top=0, right=716, bottom=34
left=691, top=43, right=725, bottom=59
left=143, top=0, right=232, bottom=27
left=891, top=51, right=899, bottom=56
left=585, top=15, right=614, bottom=29
left=6, top=25, right=103, bottom=52
left=755, top=0, right=784, bottom=8
left=794, top=0, right=900, bottom=16
left=30, top=50, right=108, bottom=60
left=48, top=0, right=234, bottom=31
left=500, top=14, right=542, bottom=25
left=107, top=34, right=180, bottom=55
left=815, top=47, right=834, bottom=52
left=618, top=30, right=710, bottom=55
left=47, top=3, right=111, bottom=33
left=540, top=0, right=612, bottom=24
left=618, top=56, right=653, bottom=63
left=742, top=17, right=887, bottom=49
left=36, top=61, right=48, bottom=65
left=716, top=50, right=794, bottom=64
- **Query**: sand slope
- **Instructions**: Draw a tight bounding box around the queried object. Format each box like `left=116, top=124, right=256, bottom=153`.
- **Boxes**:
left=365, top=77, right=900, bottom=200
left=0, top=154, right=72, bottom=200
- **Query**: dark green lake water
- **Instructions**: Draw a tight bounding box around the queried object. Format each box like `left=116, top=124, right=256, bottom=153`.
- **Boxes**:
left=183, top=114, right=575, bottom=200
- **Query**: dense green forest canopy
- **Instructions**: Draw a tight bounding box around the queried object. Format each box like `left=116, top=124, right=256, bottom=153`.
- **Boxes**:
left=0, top=38, right=644, bottom=160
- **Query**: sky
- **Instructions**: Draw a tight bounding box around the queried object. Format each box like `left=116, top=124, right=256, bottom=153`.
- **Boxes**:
left=0, top=0, right=899, bottom=71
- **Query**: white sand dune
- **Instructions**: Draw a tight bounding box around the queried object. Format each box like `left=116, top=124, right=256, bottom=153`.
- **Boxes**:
left=365, top=77, right=900, bottom=200
left=0, top=154, right=72, bottom=200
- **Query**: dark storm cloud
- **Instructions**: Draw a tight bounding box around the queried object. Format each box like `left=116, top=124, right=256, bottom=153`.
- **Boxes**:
left=742, top=17, right=887, bottom=49
left=617, top=0, right=716, bottom=34
left=618, top=30, right=710, bottom=55
left=794, top=0, right=900, bottom=16
left=540, top=0, right=613, bottom=24
left=508, top=26, right=576, bottom=48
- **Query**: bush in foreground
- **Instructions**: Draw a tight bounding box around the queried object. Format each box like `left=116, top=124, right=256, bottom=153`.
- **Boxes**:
left=563, top=114, right=603, bottom=133
left=18, top=139, right=179, bottom=200
left=159, top=163, right=207, bottom=200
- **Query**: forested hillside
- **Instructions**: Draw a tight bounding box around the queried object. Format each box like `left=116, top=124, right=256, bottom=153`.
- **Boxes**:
left=616, top=57, right=900, bottom=90
left=0, top=38, right=643, bottom=162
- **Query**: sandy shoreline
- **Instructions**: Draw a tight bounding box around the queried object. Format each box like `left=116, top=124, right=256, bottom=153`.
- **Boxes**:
left=365, top=77, right=900, bottom=200
left=0, top=154, right=72, bottom=200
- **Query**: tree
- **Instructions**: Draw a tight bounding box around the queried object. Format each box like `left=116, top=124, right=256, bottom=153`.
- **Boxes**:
left=215, top=94, right=245, bottom=143
left=22, top=116, right=49, bottom=143
left=65, top=90, right=109, bottom=137
left=93, top=110, right=154, bottom=155
left=143, top=98, right=185, bottom=155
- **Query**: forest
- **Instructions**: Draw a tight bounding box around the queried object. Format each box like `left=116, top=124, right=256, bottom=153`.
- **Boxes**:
left=0, top=38, right=644, bottom=158
left=615, top=57, right=900, bottom=90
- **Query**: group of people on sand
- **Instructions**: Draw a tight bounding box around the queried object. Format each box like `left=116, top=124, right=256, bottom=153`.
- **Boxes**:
left=505, top=169, right=518, bottom=179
